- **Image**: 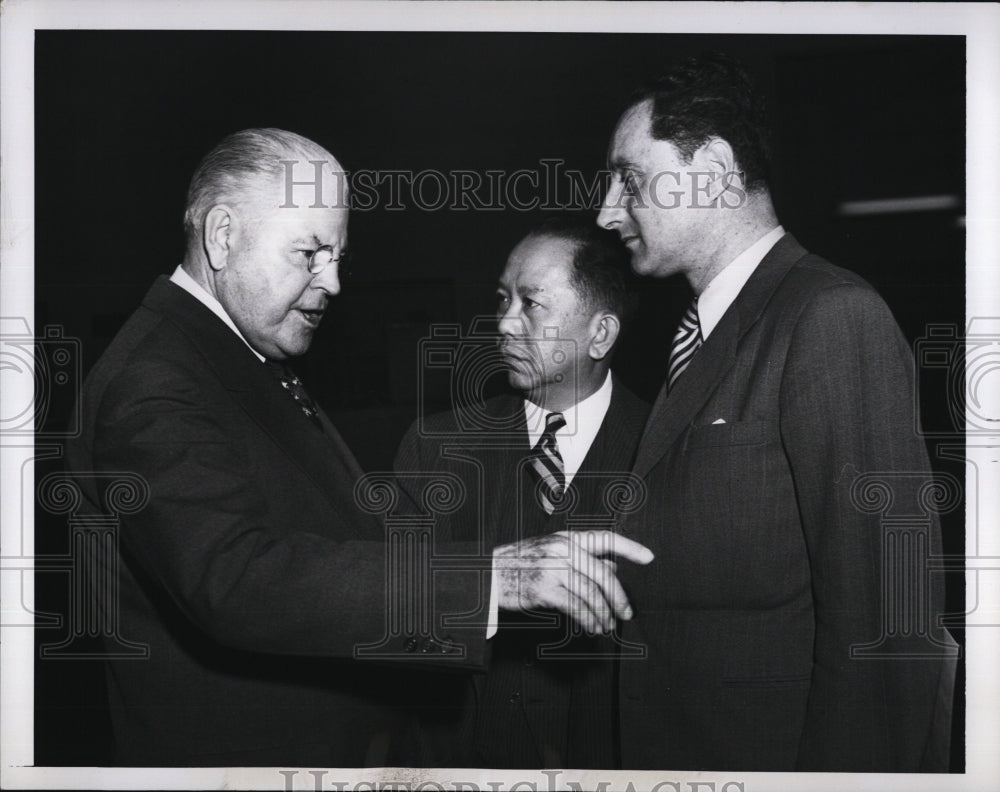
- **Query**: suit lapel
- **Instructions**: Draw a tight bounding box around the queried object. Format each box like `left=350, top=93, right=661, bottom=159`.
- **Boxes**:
left=585, top=376, right=652, bottom=472
left=566, top=377, right=648, bottom=522
left=632, top=234, right=809, bottom=479
left=144, top=277, right=365, bottom=514
left=485, top=394, right=532, bottom=545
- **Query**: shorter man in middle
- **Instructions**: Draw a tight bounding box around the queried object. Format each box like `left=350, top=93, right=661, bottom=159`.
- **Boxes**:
left=395, top=216, right=648, bottom=768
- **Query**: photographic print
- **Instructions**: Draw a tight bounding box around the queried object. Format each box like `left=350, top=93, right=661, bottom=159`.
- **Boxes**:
left=2, top=2, right=996, bottom=790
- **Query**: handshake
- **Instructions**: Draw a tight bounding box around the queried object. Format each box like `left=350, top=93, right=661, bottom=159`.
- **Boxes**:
left=493, top=529, right=655, bottom=635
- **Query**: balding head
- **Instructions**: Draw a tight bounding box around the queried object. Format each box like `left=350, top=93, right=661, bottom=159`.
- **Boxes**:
left=181, top=128, right=349, bottom=360
left=183, top=128, right=346, bottom=251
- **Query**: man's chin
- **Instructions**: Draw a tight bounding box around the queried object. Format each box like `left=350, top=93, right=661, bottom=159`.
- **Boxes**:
left=629, top=252, right=656, bottom=276
left=630, top=252, right=677, bottom=279
left=274, top=335, right=314, bottom=360
left=506, top=370, right=537, bottom=394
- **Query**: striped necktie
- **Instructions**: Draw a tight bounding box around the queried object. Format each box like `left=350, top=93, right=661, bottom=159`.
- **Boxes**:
left=265, top=360, right=322, bottom=427
left=529, top=412, right=567, bottom=515
left=667, top=298, right=702, bottom=391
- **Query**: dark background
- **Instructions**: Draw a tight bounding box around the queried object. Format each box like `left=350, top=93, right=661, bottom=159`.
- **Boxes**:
left=33, top=31, right=965, bottom=768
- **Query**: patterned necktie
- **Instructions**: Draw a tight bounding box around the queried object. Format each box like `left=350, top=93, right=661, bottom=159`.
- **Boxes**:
left=529, top=412, right=567, bottom=515
left=667, top=298, right=702, bottom=391
left=265, top=360, right=322, bottom=427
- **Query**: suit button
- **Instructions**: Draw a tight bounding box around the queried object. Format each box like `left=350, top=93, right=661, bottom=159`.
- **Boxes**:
left=421, top=638, right=439, bottom=653
left=404, top=637, right=418, bottom=653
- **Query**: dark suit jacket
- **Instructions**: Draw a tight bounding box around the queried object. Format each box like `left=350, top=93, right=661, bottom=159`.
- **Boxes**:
left=394, top=378, right=649, bottom=768
left=65, top=277, right=486, bottom=766
left=617, top=234, right=955, bottom=771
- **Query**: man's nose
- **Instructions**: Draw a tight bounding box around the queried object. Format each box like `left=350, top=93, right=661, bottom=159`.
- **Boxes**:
left=497, top=307, right=524, bottom=337
left=312, top=263, right=341, bottom=296
left=597, top=181, right=624, bottom=230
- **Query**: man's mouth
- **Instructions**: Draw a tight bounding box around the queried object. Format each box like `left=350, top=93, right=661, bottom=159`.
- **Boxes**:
left=498, top=344, right=531, bottom=366
left=297, top=308, right=325, bottom=327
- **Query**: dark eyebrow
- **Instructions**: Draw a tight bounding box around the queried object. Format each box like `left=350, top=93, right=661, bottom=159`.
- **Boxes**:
left=609, top=158, right=639, bottom=173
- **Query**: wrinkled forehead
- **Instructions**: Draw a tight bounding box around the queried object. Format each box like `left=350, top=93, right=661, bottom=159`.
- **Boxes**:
left=240, top=161, right=349, bottom=240
left=252, top=157, right=349, bottom=213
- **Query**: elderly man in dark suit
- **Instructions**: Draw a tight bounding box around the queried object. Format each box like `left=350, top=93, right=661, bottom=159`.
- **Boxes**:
left=66, top=129, right=649, bottom=767
left=395, top=217, right=651, bottom=768
left=597, top=53, right=956, bottom=771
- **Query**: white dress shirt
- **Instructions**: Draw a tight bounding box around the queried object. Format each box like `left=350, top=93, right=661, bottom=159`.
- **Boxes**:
left=489, top=371, right=614, bottom=637
left=522, top=370, right=613, bottom=487
left=169, top=265, right=265, bottom=362
left=697, top=225, right=784, bottom=339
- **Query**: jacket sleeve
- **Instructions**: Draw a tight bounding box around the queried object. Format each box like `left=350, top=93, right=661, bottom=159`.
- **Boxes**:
left=91, top=356, right=487, bottom=669
left=779, top=282, right=950, bottom=770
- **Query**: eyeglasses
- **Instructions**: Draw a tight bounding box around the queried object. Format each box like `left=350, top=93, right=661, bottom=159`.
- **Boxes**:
left=305, top=245, right=350, bottom=275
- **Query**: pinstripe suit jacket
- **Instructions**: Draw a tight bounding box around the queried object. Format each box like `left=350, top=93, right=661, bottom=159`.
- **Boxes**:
left=66, top=277, right=487, bottom=766
left=394, top=377, right=649, bottom=767
left=616, top=234, right=955, bottom=771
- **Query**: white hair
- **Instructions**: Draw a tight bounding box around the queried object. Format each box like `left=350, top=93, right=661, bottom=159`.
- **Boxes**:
left=182, top=127, right=341, bottom=246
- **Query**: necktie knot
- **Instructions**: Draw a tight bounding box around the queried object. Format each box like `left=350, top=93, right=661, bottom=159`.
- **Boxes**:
left=667, top=298, right=702, bottom=391
left=542, top=411, right=566, bottom=437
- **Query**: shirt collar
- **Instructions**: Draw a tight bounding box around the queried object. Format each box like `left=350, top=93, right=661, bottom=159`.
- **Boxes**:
left=169, top=265, right=265, bottom=362
left=523, top=369, right=613, bottom=446
left=698, top=225, right=784, bottom=339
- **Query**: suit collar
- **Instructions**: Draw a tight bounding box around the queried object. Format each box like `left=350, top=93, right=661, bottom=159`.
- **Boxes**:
left=142, top=276, right=365, bottom=512
left=142, top=276, right=261, bottom=392
left=632, top=233, right=808, bottom=479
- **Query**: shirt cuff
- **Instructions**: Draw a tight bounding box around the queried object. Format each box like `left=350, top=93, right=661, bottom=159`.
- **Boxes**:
left=486, top=562, right=499, bottom=639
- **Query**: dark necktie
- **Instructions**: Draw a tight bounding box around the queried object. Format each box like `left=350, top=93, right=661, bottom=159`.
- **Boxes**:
left=265, top=360, right=322, bottom=427
left=667, top=298, right=702, bottom=391
left=528, top=411, right=567, bottom=515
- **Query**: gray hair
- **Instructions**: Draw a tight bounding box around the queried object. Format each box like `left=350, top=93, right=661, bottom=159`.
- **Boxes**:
left=182, top=128, right=339, bottom=245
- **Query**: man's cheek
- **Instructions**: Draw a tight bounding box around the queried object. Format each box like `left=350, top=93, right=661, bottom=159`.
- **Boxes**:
left=649, top=171, right=684, bottom=209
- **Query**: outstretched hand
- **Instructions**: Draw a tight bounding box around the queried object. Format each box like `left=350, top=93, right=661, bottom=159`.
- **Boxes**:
left=492, top=530, right=654, bottom=634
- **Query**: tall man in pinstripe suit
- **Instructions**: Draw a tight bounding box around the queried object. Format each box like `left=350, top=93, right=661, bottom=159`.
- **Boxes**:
left=597, top=52, right=955, bottom=771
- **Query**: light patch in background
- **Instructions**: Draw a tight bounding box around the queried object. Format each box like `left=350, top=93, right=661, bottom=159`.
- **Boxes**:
left=837, top=195, right=961, bottom=216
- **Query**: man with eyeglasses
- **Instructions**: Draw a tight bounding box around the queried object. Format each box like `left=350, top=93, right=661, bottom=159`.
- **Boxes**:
left=66, top=128, right=650, bottom=767
left=66, top=127, right=419, bottom=767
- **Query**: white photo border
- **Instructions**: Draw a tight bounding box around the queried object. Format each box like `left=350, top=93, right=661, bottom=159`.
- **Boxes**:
left=2, top=1, right=998, bottom=790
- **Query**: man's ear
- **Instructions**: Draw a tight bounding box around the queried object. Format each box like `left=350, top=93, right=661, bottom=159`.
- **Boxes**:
left=203, top=205, right=235, bottom=272
left=589, top=311, right=621, bottom=361
left=696, top=137, right=742, bottom=202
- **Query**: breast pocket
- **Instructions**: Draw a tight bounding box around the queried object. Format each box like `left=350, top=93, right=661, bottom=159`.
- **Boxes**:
left=682, top=419, right=781, bottom=528
left=675, top=420, right=796, bottom=603
left=685, top=420, right=777, bottom=449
